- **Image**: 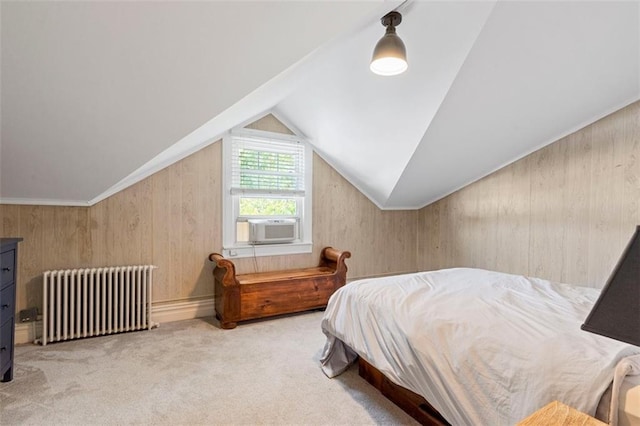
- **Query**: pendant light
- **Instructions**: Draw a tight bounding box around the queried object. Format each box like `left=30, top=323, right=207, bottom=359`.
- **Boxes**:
left=370, top=11, right=408, bottom=76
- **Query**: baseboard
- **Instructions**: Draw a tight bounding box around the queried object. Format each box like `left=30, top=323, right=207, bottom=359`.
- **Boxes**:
left=151, top=298, right=215, bottom=324
left=14, top=298, right=215, bottom=345
left=15, top=322, right=43, bottom=345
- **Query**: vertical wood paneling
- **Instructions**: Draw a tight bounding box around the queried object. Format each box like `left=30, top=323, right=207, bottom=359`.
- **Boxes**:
left=38, top=206, right=91, bottom=309
left=417, top=201, right=440, bottom=271
left=559, top=130, right=591, bottom=284
left=0, top=205, right=89, bottom=313
left=245, top=114, right=294, bottom=135
left=587, top=110, right=625, bottom=286
left=151, top=161, right=183, bottom=302
left=198, top=142, right=221, bottom=296
left=494, top=157, right=530, bottom=274
left=418, top=101, right=640, bottom=288
left=528, top=137, right=567, bottom=280
left=179, top=151, right=200, bottom=299
left=623, top=103, right=640, bottom=236
left=1, top=205, right=20, bottom=236
left=17, top=206, right=44, bottom=312
left=90, top=180, right=154, bottom=267
left=310, top=154, right=417, bottom=279
left=474, top=172, right=500, bottom=270
left=177, top=143, right=219, bottom=302
left=437, top=198, right=455, bottom=269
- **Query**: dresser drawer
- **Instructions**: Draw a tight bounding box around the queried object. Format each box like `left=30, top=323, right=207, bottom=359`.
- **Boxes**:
left=0, top=284, right=15, bottom=325
left=1, top=249, right=15, bottom=287
left=0, top=318, right=13, bottom=371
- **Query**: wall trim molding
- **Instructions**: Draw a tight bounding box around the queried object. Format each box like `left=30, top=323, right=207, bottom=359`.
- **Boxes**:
left=0, top=197, right=90, bottom=207
left=14, top=322, right=42, bottom=345
left=152, top=298, right=215, bottom=324
left=14, top=298, right=215, bottom=345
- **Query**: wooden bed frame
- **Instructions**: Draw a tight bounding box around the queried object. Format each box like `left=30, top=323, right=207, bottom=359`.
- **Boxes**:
left=358, top=357, right=450, bottom=426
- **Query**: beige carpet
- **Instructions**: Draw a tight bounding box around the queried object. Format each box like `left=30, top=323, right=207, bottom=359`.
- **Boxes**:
left=0, top=311, right=417, bottom=425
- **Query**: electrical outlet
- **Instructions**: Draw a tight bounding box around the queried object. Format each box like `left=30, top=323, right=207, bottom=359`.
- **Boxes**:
left=19, top=307, right=38, bottom=322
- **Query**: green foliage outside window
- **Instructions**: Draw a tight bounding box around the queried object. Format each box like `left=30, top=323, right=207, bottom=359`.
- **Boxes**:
left=239, top=198, right=297, bottom=216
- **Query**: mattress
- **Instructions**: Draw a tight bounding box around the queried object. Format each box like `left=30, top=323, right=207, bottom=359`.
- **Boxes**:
left=320, top=268, right=640, bottom=425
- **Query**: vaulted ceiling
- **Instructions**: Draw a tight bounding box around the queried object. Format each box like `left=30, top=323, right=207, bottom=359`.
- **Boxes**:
left=2, top=1, right=639, bottom=209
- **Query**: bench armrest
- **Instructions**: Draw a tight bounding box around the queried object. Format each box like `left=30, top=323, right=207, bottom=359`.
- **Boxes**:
left=320, top=247, right=351, bottom=276
left=209, top=253, right=238, bottom=287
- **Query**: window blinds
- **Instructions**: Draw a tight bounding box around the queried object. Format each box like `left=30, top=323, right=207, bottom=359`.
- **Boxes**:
left=231, top=135, right=305, bottom=196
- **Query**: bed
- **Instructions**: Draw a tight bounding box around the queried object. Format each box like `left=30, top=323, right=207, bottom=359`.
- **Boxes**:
left=320, top=268, right=640, bottom=425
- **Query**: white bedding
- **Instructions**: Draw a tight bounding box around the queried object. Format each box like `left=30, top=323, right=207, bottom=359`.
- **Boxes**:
left=320, top=268, right=640, bottom=425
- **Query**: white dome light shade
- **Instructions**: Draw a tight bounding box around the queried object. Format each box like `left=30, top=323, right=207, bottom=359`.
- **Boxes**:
left=370, top=33, right=407, bottom=75
left=370, top=11, right=407, bottom=76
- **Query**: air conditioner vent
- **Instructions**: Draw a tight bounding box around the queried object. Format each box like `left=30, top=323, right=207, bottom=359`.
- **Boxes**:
left=248, top=219, right=298, bottom=244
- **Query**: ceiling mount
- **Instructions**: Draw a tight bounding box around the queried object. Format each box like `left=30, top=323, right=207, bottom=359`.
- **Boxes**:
left=381, top=11, right=402, bottom=27
left=370, top=11, right=408, bottom=76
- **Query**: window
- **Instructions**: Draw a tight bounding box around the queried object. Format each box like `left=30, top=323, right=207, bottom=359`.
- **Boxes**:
left=222, top=128, right=312, bottom=258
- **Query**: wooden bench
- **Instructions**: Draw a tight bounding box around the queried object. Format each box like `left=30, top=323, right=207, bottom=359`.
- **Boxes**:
left=208, top=247, right=351, bottom=329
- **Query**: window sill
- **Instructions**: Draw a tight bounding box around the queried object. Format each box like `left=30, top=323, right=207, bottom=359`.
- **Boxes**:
left=222, top=242, right=313, bottom=259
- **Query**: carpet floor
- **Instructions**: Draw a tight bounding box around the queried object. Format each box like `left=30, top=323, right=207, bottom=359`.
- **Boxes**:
left=0, top=311, right=417, bottom=425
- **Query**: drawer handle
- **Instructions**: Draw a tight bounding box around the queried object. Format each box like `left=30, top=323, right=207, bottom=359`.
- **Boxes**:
left=1, top=267, right=10, bottom=272
left=0, top=347, right=5, bottom=352
left=1, top=304, right=8, bottom=309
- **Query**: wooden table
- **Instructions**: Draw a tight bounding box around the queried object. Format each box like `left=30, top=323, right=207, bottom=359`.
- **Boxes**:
left=517, top=401, right=606, bottom=426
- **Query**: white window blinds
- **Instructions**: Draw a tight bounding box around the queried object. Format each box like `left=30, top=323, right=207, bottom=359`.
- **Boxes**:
left=230, top=135, right=305, bottom=196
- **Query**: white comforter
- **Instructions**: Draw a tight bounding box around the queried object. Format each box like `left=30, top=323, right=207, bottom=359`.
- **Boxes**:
left=320, top=268, right=640, bottom=425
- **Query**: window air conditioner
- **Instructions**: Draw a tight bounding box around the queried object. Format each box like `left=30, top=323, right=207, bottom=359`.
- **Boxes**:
left=248, top=218, right=298, bottom=244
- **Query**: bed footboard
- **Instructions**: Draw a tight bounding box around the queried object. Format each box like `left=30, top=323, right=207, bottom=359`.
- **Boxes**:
left=358, top=358, right=450, bottom=426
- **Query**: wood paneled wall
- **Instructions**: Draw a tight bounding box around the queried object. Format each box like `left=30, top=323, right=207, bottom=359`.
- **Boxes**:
left=88, top=141, right=221, bottom=303
left=1, top=205, right=91, bottom=312
left=1, top=114, right=418, bottom=313
left=418, top=101, right=640, bottom=288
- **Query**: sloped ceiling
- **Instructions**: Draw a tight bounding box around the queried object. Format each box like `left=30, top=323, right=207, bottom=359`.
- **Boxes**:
left=2, top=1, right=639, bottom=209
left=0, top=1, right=391, bottom=204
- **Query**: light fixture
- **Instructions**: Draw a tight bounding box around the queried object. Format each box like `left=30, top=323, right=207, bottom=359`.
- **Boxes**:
left=581, top=225, right=640, bottom=346
left=370, top=11, right=408, bottom=76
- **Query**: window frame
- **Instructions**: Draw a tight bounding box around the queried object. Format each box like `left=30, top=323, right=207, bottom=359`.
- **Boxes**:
left=222, top=127, right=313, bottom=258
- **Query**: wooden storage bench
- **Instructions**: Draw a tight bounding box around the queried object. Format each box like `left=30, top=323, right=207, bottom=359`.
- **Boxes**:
left=208, top=247, right=350, bottom=329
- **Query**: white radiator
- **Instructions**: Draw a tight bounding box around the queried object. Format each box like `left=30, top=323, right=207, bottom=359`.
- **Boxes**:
left=41, top=265, right=157, bottom=346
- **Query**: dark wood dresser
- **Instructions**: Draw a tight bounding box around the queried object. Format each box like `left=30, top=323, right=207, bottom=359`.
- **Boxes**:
left=1, top=238, right=22, bottom=382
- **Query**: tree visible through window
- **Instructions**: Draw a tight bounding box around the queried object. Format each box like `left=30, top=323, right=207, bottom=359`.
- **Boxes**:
left=239, top=197, right=296, bottom=216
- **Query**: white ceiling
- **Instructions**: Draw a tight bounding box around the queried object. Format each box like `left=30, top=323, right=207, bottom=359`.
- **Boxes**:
left=2, top=1, right=639, bottom=209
